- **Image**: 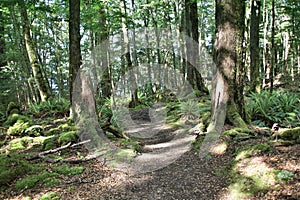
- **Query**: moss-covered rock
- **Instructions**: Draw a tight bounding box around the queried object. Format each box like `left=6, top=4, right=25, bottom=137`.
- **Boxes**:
left=3, top=114, right=31, bottom=127
left=58, top=131, right=78, bottom=145
left=45, top=127, right=61, bottom=136
left=24, top=125, right=44, bottom=136
left=7, top=121, right=30, bottom=136
left=43, top=136, right=59, bottom=150
left=278, top=127, right=300, bottom=140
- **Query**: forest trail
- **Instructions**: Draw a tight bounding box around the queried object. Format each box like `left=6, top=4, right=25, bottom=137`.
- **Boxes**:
left=58, top=106, right=233, bottom=199
left=114, top=103, right=198, bottom=174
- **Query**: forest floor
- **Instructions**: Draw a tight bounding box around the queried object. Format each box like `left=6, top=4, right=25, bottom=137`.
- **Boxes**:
left=0, top=107, right=299, bottom=200
left=4, top=140, right=299, bottom=200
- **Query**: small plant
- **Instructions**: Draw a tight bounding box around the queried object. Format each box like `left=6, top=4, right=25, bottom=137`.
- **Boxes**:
left=180, top=99, right=200, bottom=120
left=40, top=192, right=60, bottom=200
left=276, top=170, right=294, bottom=183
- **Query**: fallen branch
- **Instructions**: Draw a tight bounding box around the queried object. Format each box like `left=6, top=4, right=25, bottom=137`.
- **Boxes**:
left=40, top=152, right=106, bottom=164
left=26, top=139, right=91, bottom=161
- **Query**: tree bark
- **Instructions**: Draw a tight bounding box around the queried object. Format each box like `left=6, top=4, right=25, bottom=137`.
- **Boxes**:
left=184, top=0, right=208, bottom=95
left=69, top=0, right=82, bottom=116
left=18, top=0, right=50, bottom=102
left=213, top=0, right=248, bottom=128
left=250, top=0, right=261, bottom=93
left=98, top=2, right=112, bottom=103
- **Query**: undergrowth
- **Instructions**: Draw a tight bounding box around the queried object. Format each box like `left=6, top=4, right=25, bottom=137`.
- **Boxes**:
left=247, top=90, right=300, bottom=127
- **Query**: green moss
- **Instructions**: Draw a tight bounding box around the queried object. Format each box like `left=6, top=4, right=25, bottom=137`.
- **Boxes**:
left=45, top=127, right=61, bottom=136
left=52, top=164, right=84, bottom=175
left=279, top=127, right=300, bottom=141
left=0, top=154, right=32, bottom=186
left=3, top=114, right=31, bottom=127
left=235, top=142, right=272, bottom=160
left=24, top=125, right=44, bottom=136
left=6, top=102, right=20, bottom=116
left=7, top=121, right=30, bottom=136
left=226, top=102, right=248, bottom=129
left=223, top=128, right=255, bottom=141
left=275, top=170, right=294, bottom=183
left=43, top=136, right=58, bottom=150
left=58, top=131, right=78, bottom=145
left=15, top=172, right=59, bottom=190
left=40, top=192, right=60, bottom=200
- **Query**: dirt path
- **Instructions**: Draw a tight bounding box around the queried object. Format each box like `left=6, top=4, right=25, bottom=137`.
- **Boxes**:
left=54, top=148, right=232, bottom=200
left=56, top=106, right=233, bottom=199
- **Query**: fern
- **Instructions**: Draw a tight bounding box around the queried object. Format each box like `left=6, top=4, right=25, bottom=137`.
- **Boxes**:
left=247, top=90, right=300, bottom=127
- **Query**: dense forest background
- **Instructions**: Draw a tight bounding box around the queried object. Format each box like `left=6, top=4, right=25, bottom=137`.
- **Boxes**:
left=0, top=0, right=299, bottom=199
left=0, top=0, right=299, bottom=116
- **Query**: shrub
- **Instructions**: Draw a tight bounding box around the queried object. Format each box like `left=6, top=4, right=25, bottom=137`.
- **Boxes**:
left=27, top=98, right=69, bottom=117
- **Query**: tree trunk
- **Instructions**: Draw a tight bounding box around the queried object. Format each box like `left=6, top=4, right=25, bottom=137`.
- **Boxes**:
left=184, top=0, right=208, bottom=95
left=98, top=2, right=112, bottom=103
left=270, top=0, right=275, bottom=93
left=120, top=0, right=139, bottom=108
left=0, top=10, right=5, bottom=69
left=69, top=0, right=82, bottom=117
left=213, top=0, right=248, bottom=128
left=18, top=0, right=50, bottom=102
left=250, top=0, right=261, bottom=93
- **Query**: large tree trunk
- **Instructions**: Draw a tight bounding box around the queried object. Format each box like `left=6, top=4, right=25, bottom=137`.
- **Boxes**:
left=69, top=0, right=82, bottom=117
left=184, top=0, right=208, bottom=95
left=212, top=0, right=248, bottom=128
left=250, top=0, right=261, bottom=93
left=18, top=0, right=50, bottom=102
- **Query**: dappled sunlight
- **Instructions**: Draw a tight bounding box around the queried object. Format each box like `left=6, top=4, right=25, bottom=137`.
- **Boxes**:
left=236, top=156, right=277, bottom=186
left=210, top=141, right=228, bottom=155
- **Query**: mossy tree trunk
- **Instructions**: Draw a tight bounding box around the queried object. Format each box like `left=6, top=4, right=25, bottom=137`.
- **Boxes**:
left=213, top=0, right=248, bottom=128
left=18, top=0, right=50, bottom=102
